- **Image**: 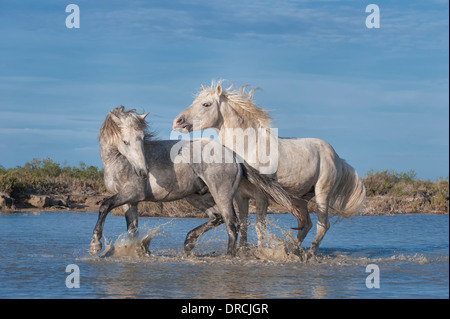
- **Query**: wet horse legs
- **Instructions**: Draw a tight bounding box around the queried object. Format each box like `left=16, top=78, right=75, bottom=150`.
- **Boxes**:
left=90, top=193, right=135, bottom=254
left=183, top=193, right=223, bottom=255
left=124, top=204, right=139, bottom=240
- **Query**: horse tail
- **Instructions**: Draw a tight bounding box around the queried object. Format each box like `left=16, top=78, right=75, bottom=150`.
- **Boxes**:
left=329, top=160, right=366, bottom=218
left=240, top=161, right=305, bottom=228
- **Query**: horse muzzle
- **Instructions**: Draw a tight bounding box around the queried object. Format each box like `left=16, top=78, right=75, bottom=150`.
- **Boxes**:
left=172, top=116, right=192, bottom=133
left=135, top=168, right=148, bottom=179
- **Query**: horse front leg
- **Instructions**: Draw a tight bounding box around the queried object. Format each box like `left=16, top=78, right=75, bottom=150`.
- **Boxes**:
left=89, top=193, right=135, bottom=255
left=124, top=204, right=139, bottom=240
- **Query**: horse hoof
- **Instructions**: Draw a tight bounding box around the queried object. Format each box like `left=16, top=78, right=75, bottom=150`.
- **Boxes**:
left=89, top=243, right=102, bottom=255
left=183, top=247, right=194, bottom=257
left=305, top=251, right=315, bottom=260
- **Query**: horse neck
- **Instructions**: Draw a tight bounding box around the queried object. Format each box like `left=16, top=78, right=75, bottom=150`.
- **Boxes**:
left=99, top=141, right=123, bottom=172
left=218, top=103, right=274, bottom=168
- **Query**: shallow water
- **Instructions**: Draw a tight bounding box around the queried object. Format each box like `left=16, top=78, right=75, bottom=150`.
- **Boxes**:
left=0, top=212, right=448, bottom=299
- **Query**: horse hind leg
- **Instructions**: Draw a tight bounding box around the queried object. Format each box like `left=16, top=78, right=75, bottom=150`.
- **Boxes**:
left=184, top=193, right=224, bottom=255
left=220, top=202, right=239, bottom=257
left=254, top=192, right=268, bottom=247
left=235, top=193, right=249, bottom=248
left=307, top=191, right=330, bottom=257
left=184, top=210, right=224, bottom=255
left=201, top=167, right=240, bottom=257
left=294, top=199, right=312, bottom=246
left=210, top=193, right=240, bottom=256
left=235, top=180, right=268, bottom=248
left=184, top=198, right=238, bottom=257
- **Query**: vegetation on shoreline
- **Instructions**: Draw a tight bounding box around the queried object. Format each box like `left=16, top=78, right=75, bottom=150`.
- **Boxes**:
left=363, top=169, right=449, bottom=213
left=1, top=158, right=448, bottom=214
left=0, top=158, right=106, bottom=196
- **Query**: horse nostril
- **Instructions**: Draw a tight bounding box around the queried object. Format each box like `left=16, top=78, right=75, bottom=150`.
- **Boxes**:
left=176, top=117, right=185, bottom=125
left=140, top=169, right=148, bottom=179
left=134, top=168, right=148, bottom=179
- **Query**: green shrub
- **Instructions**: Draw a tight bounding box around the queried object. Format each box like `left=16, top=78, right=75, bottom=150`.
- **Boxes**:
left=0, top=158, right=105, bottom=195
left=363, top=170, right=449, bottom=212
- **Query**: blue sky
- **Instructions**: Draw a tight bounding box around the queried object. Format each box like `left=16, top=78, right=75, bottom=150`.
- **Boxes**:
left=0, top=0, right=448, bottom=179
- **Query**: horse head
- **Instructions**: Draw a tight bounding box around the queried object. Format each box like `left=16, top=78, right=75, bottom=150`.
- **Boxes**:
left=101, top=106, right=149, bottom=179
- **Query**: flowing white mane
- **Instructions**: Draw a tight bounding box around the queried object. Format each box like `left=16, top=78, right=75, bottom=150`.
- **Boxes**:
left=204, top=81, right=273, bottom=129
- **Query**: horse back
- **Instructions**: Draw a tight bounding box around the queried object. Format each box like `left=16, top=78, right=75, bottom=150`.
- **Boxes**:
left=276, top=137, right=341, bottom=194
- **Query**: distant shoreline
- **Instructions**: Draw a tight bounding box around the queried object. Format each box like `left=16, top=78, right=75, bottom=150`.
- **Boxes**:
left=1, top=160, right=448, bottom=216
left=1, top=192, right=447, bottom=217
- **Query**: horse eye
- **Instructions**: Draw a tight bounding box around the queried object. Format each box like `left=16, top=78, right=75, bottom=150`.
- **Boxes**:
left=123, top=140, right=129, bottom=145
left=202, top=102, right=211, bottom=107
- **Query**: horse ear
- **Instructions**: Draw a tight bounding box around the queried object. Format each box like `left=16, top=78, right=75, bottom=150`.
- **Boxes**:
left=215, top=83, right=222, bottom=97
left=109, top=112, right=122, bottom=126
left=140, top=113, right=149, bottom=120
left=201, top=84, right=206, bottom=91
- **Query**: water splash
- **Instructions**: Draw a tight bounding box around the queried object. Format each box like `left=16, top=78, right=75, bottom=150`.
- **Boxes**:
left=99, top=222, right=171, bottom=258
left=238, top=221, right=305, bottom=262
left=90, top=217, right=448, bottom=267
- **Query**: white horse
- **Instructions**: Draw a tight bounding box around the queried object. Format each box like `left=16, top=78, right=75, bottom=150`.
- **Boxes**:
left=91, top=106, right=300, bottom=257
left=173, top=82, right=366, bottom=256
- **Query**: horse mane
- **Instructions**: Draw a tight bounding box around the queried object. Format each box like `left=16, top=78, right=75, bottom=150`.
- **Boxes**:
left=99, top=106, right=154, bottom=146
left=206, top=81, right=272, bottom=129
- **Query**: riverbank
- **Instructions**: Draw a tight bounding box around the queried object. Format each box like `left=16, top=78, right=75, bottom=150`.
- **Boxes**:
left=1, top=159, right=448, bottom=216
left=1, top=192, right=448, bottom=216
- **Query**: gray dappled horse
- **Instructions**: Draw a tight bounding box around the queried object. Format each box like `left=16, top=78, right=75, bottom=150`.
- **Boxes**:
left=173, top=82, right=366, bottom=256
left=90, top=106, right=300, bottom=257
